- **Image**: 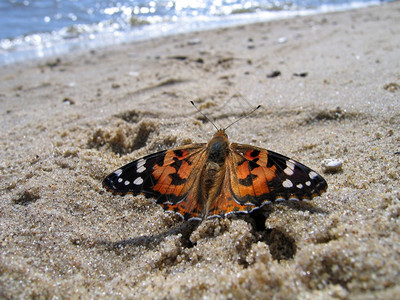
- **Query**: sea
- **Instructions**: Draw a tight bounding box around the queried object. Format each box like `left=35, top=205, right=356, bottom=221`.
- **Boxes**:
left=0, top=0, right=386, bottom=65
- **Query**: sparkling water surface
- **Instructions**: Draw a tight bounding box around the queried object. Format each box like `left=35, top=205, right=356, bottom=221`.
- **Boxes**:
left=0, top=0, right=383, bottom=65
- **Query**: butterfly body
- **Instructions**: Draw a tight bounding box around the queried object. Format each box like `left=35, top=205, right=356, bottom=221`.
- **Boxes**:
left=103, top=128, right=328, bottom=221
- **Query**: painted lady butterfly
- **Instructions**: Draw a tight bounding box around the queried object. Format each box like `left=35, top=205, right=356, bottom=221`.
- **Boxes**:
left=103, top=104, right=327, bottom=221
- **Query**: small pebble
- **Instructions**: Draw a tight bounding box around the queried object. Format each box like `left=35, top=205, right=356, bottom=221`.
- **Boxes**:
left=62, top=98, right=75, bottom=105
left=267, top=70, right=281, bottom=78
left=383, top=82, right=400, bottom=92
left=187, top=38, right=201, bottom=45
left=293, top=72, right=308, bottom=77
left=128, top=71, right=139, bottom=77
left=278, top=36, right=287, bottom=43
left=322, top=158, right=343, bottom=173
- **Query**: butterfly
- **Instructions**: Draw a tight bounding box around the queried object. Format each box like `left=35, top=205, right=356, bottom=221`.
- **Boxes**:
left=103, top=104, right=327, bottom=221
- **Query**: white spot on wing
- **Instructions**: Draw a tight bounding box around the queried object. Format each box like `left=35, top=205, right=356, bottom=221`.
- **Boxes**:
left=133, top=177, right=143, bottom=185
left=124, top=180, right=130, bottom=186
left=296, top=183, right=303, bottom=189
left=284, top=167, right=294, bottom=176
left=287, top=159, right=296, bottom=169
left=309, top=171, right=318, bottom=179
left=284, top=159, right=295, bottom=175
left=114, top=169, right=123, bottom=176
left=305, top=181, right=311, bottom=186
left=137, top=158, right=146, bottom=167
left=137, top=165, right=146, bottom=173
left=282, top=179, right=293, bottom=188
left=118, top=178, right=123, bottom=183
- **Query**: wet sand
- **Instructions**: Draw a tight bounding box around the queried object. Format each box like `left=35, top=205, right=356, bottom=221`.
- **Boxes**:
left=1, top=2, right=399, bottom=298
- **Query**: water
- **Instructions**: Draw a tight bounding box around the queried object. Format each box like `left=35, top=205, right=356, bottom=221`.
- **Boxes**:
left=0, top=0, right=384, bottom=65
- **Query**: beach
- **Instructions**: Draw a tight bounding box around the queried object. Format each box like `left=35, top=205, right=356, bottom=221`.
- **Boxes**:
left=1, top=1, right=399, bottom=298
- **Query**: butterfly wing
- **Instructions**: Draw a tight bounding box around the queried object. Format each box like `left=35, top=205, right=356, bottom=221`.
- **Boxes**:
left=206, top=144, right=327, bottom=218
left=104, top=140, right=328, bottom=220
left=229, top=143, right=327, bottom=206
left=103, top=143, right=208, bottom=220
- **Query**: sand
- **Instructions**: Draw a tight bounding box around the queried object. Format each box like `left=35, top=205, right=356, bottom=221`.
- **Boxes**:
left=1, top=2, right=399, bottom=299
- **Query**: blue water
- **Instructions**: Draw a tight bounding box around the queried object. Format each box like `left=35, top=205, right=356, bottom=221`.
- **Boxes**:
left=0, top=0, right=384, bottom=65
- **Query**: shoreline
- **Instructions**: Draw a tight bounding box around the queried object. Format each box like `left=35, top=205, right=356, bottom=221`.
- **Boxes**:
left=0, top=0, right=383, bottom=66
left=1, top=1, right=399, bottom=298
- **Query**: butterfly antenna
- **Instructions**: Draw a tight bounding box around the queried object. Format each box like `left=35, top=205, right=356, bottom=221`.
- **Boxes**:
left=224, top=104, right=261, bottom=131
left=191, top=101, right=219, bottom=131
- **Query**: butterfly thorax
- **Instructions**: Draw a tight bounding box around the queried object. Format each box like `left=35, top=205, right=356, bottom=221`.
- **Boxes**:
left=206, top=130, right=230, bottom=165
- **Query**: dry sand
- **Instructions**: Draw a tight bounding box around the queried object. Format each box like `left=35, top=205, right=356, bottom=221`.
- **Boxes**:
left=1, top=2, right=399, bottom=299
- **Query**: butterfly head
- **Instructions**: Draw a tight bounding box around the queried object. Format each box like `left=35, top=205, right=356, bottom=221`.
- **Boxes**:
left=214, top=129, right=228, bottom=138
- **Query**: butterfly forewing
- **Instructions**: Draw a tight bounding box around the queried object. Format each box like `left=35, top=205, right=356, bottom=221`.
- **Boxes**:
left=265, top=150, right=327, bottom=200
left=103, top=150, right=167, bottom=197
left=103, top=144, right=206, bottom=205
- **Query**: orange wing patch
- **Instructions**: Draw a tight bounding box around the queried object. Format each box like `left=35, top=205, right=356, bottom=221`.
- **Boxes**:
left=207, top=165, right=256, bottom=217
left=160, top=193, right=203, bottom=220
left=229, top=148, right=279, bottom=204
left=151, top=146, right=210, bottom=219
left=152, top=149, right=192, bottom=196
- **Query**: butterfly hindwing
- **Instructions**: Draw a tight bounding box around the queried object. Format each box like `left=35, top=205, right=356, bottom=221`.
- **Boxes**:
left=229, top=143, right=327, bottom=205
